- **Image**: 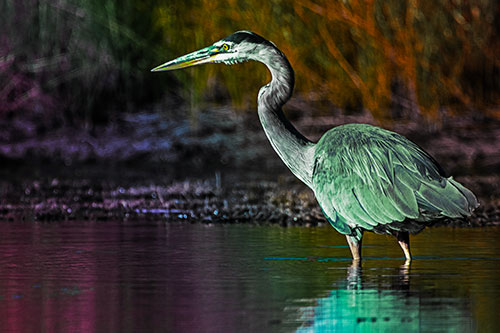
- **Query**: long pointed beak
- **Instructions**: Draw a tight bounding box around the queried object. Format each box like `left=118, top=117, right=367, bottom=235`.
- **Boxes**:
left=151, top=46, right=217, bottom=72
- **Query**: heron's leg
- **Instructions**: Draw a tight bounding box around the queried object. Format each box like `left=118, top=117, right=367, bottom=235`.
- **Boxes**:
left=346, top=234, right=362, bottom=260
left=395, top=231, right=412, bottom=261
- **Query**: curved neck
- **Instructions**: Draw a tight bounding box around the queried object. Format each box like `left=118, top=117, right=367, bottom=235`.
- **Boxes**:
left=255, top=46, right=315, bottom=188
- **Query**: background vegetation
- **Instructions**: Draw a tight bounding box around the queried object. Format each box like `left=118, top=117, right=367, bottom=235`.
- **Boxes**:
left=1, top=0, right=499, bottom=130
left=154, top=0, right=500, bottom=122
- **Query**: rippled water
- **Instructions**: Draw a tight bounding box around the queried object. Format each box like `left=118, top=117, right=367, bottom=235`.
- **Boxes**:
left=0, top=222, right=499, bottom=332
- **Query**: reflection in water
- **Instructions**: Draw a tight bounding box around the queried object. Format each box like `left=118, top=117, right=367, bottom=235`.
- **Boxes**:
left=296, top=261, right=474, bottom=332
left=0, top=223, right=498, bottom=332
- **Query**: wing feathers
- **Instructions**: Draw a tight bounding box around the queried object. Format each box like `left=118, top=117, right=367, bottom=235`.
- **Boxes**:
left=312, top=124, right=478, bottom=234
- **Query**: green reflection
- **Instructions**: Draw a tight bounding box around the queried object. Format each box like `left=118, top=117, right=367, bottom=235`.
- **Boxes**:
left=295, top=262, right=474, bottom=332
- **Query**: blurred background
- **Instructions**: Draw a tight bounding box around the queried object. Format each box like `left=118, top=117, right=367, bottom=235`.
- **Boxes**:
left=1, top=0, right=499, bottom=175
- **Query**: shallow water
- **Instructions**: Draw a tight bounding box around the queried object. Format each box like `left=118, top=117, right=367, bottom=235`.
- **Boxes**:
left=0, top=222, right=499, bottom=332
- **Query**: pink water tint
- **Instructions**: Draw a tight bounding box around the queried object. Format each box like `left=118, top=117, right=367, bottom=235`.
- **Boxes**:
left=0, top=222, right=499, bottom=332
left=0, top=222, right=114, bottom=332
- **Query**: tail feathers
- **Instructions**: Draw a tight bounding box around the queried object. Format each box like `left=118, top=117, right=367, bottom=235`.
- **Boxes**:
left=447, top=177, right=479, bottom=214
left=416, top=177, right=479, bottom=218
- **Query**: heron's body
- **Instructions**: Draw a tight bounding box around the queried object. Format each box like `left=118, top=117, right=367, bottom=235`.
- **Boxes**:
left=152, top=31, right=478, bottom=261
left=313, top=124, right=475, bottom=237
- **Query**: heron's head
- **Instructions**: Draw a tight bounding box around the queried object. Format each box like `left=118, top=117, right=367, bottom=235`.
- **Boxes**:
left=151, top=31, right=275, bottom=72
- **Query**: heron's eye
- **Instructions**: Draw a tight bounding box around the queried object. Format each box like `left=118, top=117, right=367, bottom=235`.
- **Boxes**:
left=222, top=43, right=229, bottom=51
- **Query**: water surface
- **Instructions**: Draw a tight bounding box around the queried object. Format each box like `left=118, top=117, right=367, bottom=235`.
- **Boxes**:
left=0, top=222, right=499, bottom=332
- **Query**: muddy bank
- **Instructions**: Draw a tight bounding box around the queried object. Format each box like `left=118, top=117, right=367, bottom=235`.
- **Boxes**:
left=0, top=105, right=499, bottom=226
left=0, top=164, right=498, bottom=227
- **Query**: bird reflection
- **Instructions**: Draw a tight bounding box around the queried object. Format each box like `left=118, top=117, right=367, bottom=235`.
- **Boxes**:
left=346, top=260, right=362, bottom=290
left=295, top=260, right=470, bottom=332
left=346, top=259, right=410, bottom=291
left=399, top=260, right=411, bottom=285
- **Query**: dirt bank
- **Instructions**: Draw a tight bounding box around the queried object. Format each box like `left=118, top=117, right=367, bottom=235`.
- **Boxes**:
left=0, top=164, right=498, bottom=227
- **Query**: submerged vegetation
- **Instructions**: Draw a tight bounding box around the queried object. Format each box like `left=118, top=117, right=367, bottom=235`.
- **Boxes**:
left=1, top=0, right=499, bottom=128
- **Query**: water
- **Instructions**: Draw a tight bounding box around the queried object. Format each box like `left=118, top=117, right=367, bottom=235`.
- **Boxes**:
left=0, top=222, right=499, bottom=332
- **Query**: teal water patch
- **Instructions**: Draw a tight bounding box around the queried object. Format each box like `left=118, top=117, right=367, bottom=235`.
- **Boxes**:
left=295, top=289, right=473, bottom=333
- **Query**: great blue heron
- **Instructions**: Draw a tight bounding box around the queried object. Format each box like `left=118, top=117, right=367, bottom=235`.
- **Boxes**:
left=152, top=31, right=478, bottom=261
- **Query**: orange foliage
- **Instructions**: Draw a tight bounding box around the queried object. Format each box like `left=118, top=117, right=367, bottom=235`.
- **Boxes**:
left=152, top=0, right=500, bottom=122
